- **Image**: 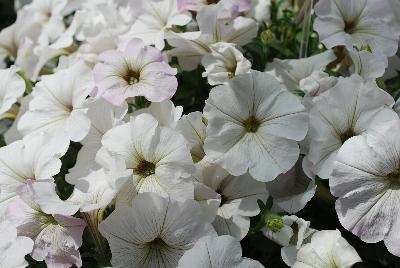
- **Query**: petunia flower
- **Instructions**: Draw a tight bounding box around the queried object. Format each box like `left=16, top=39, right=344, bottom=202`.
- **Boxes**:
left=0, top=66, right=25, bottom=117
left=266, top=157, right=316, bottom=214
left=4, top=95, right=31, bottom=144
left=265, top=50, right=336, bottom=94
left=93, top=38, right=178, bottom=106
left=304, top=75, right=398, bottom=179
left=293, top=230, right=361, bottom=268
left=18, top=61, right=94, bottom=146
left=176, top=111, right=207, bottom=163
left=177, top=235, right=264, bottom=268
left=314, top=0, right=399, bottom=58
left=262, top=215, right=315, bottom=267
left=203, top=70, right=308, bottom=182
left=132, top=100, right=183, bottom=129
left=299, top=71, right=337, bottom=99
left=14, top=38, right=61, bottom=82
left=24, top=0, right=69, bottom=47
left=193, top=161, right=268, bottom=239
left=167, top=3, right=258, bottom=71
left=68, top=168, right=126, bottom=212
left=66, top=98, right=127, bottom=184
left=330, top=119, right=400, bottom=256
left=72, top=0, right=131, bottom=43
left=244, top=0, right=271, bottom=22
left=0, top=8, right=41, bottom=63
left=202, top=42, right=251, bottom=85
left=118, top=0, right=192, bottom=50
left=0, top=132, right=66, bottom=215
left=99, top=192, right=216, bottom=268
left=97, top=113, right=195, bottom=206
left=178, top=0, right=251, bottom=19
left=0, top=218, right=34, bottom=268
left=7, top=184, right=86, bottom=268
left=347, top=49, right=387, bottom=81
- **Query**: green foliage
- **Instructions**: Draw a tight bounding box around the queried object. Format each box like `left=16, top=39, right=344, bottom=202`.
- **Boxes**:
left=244, top=0, right=322, bottom=71
left=0, top=0, right=15, bottom=29
left=172, top=65, right=211, bottom=113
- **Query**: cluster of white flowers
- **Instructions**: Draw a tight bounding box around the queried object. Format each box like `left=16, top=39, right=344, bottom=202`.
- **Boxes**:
left=0, top=0, right=399, bottom=267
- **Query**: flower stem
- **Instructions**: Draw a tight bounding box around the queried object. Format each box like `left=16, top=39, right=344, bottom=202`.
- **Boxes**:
left=299, top=0, right=313, bottom=58
left=83, top=210, right=109, bottom=264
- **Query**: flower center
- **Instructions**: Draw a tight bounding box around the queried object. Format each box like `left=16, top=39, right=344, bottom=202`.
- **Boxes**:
left=243, top=115, right=260, bottom=133
left=133, top=159, right=156, bottom=177
left=207, top=0, right=219, bottom=4
left=216, top=189, right=228, bottom=206
left=339, top=128, right=356, bottom=144
left=266, top=214, right=284, bottom=233
left=386, top=170, right=400, bottom=186
left=148, top=237, right=168, bottom=251
left=65, top=104, right=73, bottom=112
left=226, top=63, right=237, bottom=79
left=344, top=20, right=356, bottom=34
left=124, top=68, right=140, bottom=85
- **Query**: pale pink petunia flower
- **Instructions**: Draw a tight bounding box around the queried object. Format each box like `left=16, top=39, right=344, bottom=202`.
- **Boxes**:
left=93, top=38, right=178, bottom=106
left=7, top=182, right=86, bottom=268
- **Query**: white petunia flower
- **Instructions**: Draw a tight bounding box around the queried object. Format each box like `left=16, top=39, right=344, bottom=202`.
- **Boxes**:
left=262, top=215, right=315, bottom=267
left=266, top=157, right=316, bottom=214
left=119, top=0, right=192, bottom=50
left=68, top=168, right=125, bottom=212
left=132, top=100, right=183, bottom=129
left=75, top=33, right=118, bottom=67
left=0, top=218, right=33, bottom=268
left=18, top=61, right=94, bottom=145
left=265, top=50, right=336, bottom=93
left=245, top=0, right=271, bottom=22
left=293, top=230, right=361, bottom=268
left=299, top=70, right=338, bottom=110
left=167, top=3, right=258, bottom=71
left=0, top=66, right=25, bottom=117
left=178, top=235, right=264, bottom=268
left=194, top=161, right=268, bottom=239
left=72, top=0, right=131, bottom=42
left=66, top=98, right=127, bottom=184
left=4, top=95, right=31, bottom=144
left=314, top=0, right=399, bottom=58
left=299, top=71, right=337, bottom=98
left=304, top=75, right=398, bottom=179
left=99, top=192, right=216, bottom=268
left=204, top=70, right=308, bottom=182
left=0, top=8, right=41, bottom=62
left=176, top=111, right=207, bottom=163
left=21, top=179, right=81, bottom=216
left=97, top=113, right=195, bottom=206
left=7, top=185, right=86, bottom=268
left=14, top=38, right=60, bottom=82
left=330, top=119, right=400, bottom=256
left=178, top=0, right=251, bottom=17
left=24, top=0, right=68, bottom=47
left=348, top=49, right=387, bottom=81
left=0, top=132, right=66, bottom=215
left=202, top=42, right=251, bottom=86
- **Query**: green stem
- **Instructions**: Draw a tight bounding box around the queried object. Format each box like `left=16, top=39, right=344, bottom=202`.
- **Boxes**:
left=83, top=210, right=109, bottom=264
left=299, top=0, right=313, bottom=58
left=17, top=71, right=33, bottom=94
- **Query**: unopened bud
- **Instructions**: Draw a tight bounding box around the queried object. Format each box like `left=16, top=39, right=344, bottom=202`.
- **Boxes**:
left=261, top=30, right=274, bottom=45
